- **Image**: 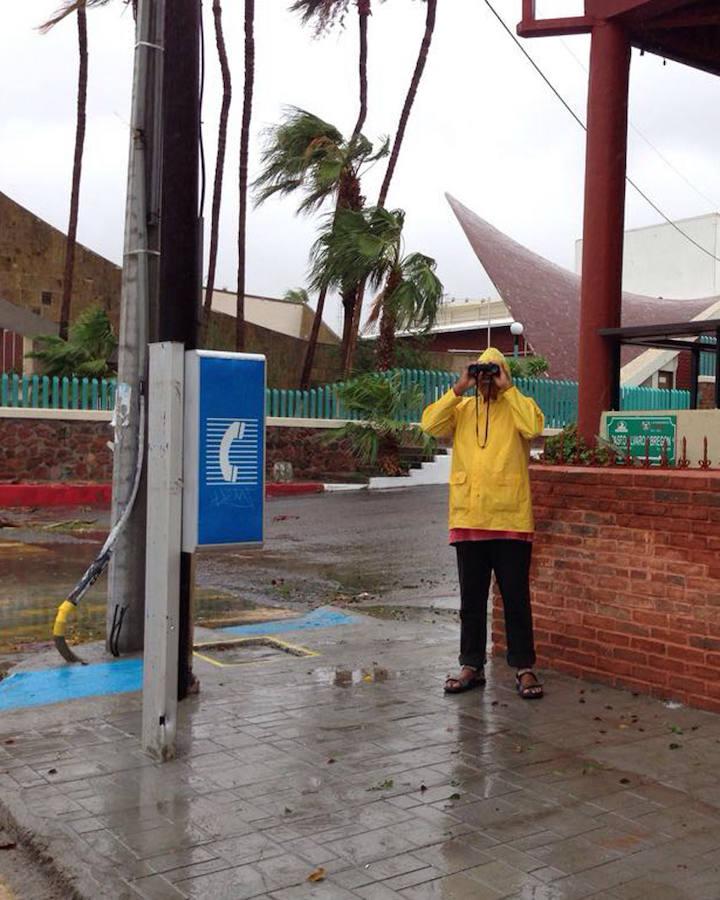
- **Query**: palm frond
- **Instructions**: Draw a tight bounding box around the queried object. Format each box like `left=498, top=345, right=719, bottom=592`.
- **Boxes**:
left=290, top=0, right=351, bottom=34
left=283, top=288, right=310, bottom=304
left=39, top=0, right=134, bottom=32
left=26, top=306, right=117, bottom=377
left=387, top=252, right=443, bottom=333
left=309, top=205, right=406, bottom=294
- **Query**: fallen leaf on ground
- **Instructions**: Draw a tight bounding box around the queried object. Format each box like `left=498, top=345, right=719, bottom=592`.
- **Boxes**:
left=307, top=867, right=326, bottom=883
left=0, top=841, right=16, bottom=851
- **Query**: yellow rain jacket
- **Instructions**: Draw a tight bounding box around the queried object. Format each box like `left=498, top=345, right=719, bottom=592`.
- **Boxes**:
left=421, top=348, right=544, bottom=533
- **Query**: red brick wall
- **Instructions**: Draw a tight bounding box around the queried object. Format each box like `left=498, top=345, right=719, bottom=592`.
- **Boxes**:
left=493, top=465, right=720, bottom=712
left=0, top=417, right=358, bottom=484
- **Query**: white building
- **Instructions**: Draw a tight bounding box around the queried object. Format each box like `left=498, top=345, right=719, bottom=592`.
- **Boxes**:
left=576, top=212, right=720, bottom=300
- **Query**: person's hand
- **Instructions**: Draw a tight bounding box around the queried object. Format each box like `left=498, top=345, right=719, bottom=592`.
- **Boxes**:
left=453, top=367, right=476, bottom=396
left=493, top=365, right=512, bottom=393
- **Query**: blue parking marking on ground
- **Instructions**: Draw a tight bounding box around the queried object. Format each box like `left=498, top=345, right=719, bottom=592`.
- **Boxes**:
left=0, top=658, right=142, bottom=712
left=221, top=605, right=361, bottom=636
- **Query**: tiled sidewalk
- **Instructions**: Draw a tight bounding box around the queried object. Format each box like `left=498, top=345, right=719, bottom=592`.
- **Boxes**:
left=2, top=614, right=720, bottom=899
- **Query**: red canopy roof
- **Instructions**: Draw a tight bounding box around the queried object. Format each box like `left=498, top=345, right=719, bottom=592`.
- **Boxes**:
left=447, top=194, right=717, bottom=379
left=519, top=0, right=720, bottom=77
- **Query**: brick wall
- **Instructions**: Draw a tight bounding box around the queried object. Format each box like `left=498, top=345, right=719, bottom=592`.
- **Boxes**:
left=493, top=465, right=720, bottom=712
left=0, top=417, right=358, bottom=484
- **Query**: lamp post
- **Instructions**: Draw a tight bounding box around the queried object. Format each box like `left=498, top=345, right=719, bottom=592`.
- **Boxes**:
left=510, top=321, right=524, bottom=358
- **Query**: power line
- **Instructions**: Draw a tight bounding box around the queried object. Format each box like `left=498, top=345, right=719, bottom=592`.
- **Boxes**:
left=481, top=0, right=720, bottom=265
left=560, top=38, right=720, bottom=213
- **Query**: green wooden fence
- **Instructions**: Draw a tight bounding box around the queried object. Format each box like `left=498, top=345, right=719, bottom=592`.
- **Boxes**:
left=700, top=335, right=717, bottom=378
left=0, top=373, right=116, bottom=410
left=263, top=368, right=691, bottom=429
left=1, top=367, right=692, bottom=428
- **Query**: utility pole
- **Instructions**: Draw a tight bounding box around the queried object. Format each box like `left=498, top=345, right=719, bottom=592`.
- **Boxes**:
left=107, top=0, right=165, bottom=653
left=159, top=0, right=202, bottom=699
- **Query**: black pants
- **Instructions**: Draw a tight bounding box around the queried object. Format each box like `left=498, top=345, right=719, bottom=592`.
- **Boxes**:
left=455, top=540, right=536, bottom=670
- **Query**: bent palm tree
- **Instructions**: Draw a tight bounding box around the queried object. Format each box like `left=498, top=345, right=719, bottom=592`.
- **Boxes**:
left=378, top=0, right=437, bottom=208
left=310, top=206, right=443, bottom=370
left=335, top=0, right=438, bottom=374
left=202, top=0, right=232, bottom=344
left=290, top=0, right=371, bottom=141
left=254, top=109, right=386, bottom=385
left=291, top=1, right=373, bottom=381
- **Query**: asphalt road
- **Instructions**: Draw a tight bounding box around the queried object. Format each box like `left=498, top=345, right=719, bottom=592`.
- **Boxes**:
left=198, top=483, right=460, bottom=615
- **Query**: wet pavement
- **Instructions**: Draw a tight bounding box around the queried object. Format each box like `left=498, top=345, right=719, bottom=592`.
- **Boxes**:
left=0, top=490, right=458, bottom=655
left=3, top=609, right=720, bottom=899
left=3, top=488, right=720, bottom=898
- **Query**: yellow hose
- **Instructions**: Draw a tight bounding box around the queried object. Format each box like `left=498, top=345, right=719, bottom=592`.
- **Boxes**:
left=53, top=600, right=75, bottom=638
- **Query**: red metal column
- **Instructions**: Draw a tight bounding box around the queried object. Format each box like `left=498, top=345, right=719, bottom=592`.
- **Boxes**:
left=577, top=21, right=631, bottom=444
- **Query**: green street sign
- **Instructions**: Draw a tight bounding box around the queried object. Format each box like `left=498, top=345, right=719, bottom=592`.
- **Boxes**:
left=606, top=415, right=677, bottom=464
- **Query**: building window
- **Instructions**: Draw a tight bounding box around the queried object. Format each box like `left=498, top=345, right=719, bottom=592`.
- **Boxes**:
left=41, top=291, right=52, bottom=306
left=658, top=370, right=674, bottom=390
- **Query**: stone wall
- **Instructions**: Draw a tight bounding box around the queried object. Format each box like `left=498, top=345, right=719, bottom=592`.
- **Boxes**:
left=266, top=426, right=357, bottom=481
left=0, top=415, right=358, bottom=484
left=0, top=417, right=112, bottom=482
left=0, top=192, right=122, bottom=330
left=493, top=466, right=720, bottom=712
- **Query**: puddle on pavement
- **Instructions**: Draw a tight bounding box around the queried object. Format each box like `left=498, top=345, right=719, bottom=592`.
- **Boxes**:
left=0, top=537, right=108, bottom=652
left=314, top=665, right=398, bottom=687
left=0, top=536, right=298, bottom=654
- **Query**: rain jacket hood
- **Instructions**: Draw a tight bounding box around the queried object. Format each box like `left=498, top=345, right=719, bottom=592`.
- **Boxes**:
left=477, top=346, right=510, bottom=375
left=421, top=350, right=544, bottom=532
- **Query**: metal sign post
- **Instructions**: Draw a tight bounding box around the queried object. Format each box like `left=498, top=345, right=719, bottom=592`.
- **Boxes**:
left=141, top=347, right=265, bottom=761
left=141, top=342, right=184, bottom=760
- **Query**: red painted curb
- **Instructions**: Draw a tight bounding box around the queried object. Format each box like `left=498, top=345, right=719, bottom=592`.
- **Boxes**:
left=0, top=481, right=326, bottom=508
left=266, top=482, right=324, bottom=497
left=0, top=483, right=112, bottom=508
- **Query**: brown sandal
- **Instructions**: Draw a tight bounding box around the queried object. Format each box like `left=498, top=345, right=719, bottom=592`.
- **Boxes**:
left=444, top=666, right=486, bottom=694
left=516, top=670, right=543, bottom=700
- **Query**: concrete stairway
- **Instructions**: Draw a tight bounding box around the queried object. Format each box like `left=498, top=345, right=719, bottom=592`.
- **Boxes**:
left=367, top=448, right=452, bottom=490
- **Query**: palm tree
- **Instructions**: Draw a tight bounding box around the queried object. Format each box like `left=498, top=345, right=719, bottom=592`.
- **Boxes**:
left=378, top=0, right=437, bottom=208
left=41, top=3, right=88, bottom=340
left=335, top=0, right=438, bottom=376
left=283, top=288, right=310, bottom=304
left=28, top=305, right=118, bottom=378
left=310, top=206, right=443, bottom=370
left=40, top=1, right=136, bottom=339
left=237, top=0, right=255, bottom=351
left=290, top=1, right=372, bottom=382
left=331, top=372, right=435, bottom=475
left=253, top=108, right=386, bottom=385
left=290, top=0, right=371, bottom=142
left=202, top=0, right=232, bottom=345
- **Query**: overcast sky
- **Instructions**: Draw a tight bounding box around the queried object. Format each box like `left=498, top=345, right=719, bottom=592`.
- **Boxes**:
left=3, top=1, right=720, bottom=335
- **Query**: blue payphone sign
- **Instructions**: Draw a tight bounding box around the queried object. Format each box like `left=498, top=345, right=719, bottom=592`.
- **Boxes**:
left=183, top=351, right=266, bottom=550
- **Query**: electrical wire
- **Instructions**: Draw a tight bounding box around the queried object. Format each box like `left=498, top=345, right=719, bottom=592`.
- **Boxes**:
left=559, top=38, right=720, bottom=212
left=480, top=0, right=720, bottom=265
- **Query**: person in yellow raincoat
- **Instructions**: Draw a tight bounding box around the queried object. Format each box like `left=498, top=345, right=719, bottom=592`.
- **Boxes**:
left=421, top=347, right=545, bottom=699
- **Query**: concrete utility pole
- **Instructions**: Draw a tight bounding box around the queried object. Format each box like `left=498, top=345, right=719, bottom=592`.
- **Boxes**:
left=159, top=0, right=202, bottom=700
left=107, top=0, right=165, bottom=653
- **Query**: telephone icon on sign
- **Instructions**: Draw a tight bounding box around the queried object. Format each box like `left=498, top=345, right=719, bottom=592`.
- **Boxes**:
left=219, top=421, right=246, bottom=483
